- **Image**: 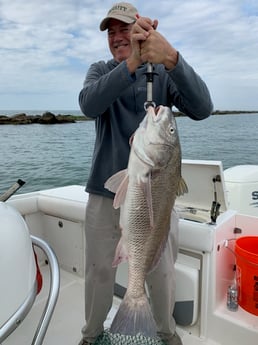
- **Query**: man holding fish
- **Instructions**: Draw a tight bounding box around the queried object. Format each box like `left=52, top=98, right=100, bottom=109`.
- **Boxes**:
left=78, top=2, right=213, bottom=345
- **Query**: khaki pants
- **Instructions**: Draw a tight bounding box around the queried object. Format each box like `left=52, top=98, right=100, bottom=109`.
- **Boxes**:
left=81, top=194, right=179, bottom=343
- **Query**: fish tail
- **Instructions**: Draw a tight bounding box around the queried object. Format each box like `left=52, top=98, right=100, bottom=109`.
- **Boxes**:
left=110, top=293, right=157, bottom=337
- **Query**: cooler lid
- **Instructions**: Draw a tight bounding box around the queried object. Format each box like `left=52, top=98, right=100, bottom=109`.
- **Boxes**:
left=175, top=159, right=229, bottom=223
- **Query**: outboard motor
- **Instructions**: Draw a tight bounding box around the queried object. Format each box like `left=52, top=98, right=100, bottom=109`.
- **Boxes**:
left=224, top=165, right=258, bottom=217
left=0, top=202, right=38, bottom=337
left=0, top=182, right=60, bottom=345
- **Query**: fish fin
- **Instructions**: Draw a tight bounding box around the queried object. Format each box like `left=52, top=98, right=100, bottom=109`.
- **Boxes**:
left=110, top=293, right=157, bottom=337
left=129, top=133, right=135, bottom=146
left=147, top=232, right=168, bottom=274
left=112, top=236, right=128, bottom=267
left=104, top=170, right=129, bottom=208
left=177, top=177, right=188, bottom=196
left=142, top=174, right=154, bottom=228
left=148, top=209, right=177, bottom=273
left=104, top=169, right=127, bottom=193
left=113, top=175, right=129, bottom=209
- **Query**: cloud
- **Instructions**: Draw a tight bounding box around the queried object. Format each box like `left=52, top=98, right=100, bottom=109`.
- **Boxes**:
left=0, top=0, right=258, bottom=110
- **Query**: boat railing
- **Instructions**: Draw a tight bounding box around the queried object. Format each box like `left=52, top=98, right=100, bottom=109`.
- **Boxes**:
left=0, top=235, right=60, bottom=345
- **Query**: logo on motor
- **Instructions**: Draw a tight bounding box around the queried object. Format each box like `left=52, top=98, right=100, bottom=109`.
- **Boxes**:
left=250, top=191, right=258, bottom=207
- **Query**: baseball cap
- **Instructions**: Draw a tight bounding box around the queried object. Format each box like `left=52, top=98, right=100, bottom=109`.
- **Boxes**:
left=100, top=2, right=138, bottom=31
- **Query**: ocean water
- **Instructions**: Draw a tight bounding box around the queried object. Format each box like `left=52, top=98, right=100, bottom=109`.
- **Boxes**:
left=0, top=112, right=258, bottom=195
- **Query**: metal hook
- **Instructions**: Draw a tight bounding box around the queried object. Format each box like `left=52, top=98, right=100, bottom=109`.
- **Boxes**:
left=144, top=101, right=156, bottom=111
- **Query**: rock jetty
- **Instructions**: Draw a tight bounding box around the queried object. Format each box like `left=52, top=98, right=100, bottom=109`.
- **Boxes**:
left=0, top=112, right=85, bottom=125
left=1, top=110, right=257, bottom=125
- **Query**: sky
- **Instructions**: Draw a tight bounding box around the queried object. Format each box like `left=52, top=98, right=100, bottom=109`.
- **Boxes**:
left=0, top=0, right=258, bottom=111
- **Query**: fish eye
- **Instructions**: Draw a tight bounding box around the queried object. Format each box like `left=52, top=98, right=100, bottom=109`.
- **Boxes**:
left=169, top=126, right=175, bottom=134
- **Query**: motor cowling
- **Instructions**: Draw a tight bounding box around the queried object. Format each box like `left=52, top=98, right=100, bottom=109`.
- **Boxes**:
left=224, top=165, right=258, bottom=217
left=0, top=202, right=36, bottom=328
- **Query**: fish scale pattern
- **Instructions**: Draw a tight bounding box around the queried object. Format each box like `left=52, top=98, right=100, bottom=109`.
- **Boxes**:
left=94, top=331, right=166, bottom=345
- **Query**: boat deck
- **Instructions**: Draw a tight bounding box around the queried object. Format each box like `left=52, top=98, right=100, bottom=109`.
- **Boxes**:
left=2, top=264, right=219, bottom=345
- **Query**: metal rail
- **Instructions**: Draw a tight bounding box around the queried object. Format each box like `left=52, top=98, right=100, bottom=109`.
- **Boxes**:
left=0, top=282, right=37, bottom=342
left=0, top=235, right=60, bottom=344
left=31, top=236, right=60, bottom=345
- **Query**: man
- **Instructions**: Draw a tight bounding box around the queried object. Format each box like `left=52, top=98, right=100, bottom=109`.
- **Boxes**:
left=78, top=2, right=213, bottom=345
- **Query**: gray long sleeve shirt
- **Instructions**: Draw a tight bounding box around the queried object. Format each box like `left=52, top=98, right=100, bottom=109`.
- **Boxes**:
left=79, top=53, right=213, bottom=198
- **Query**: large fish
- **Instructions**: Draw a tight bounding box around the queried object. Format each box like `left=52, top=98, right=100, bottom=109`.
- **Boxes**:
left=105, top=105, right=187, bottom=337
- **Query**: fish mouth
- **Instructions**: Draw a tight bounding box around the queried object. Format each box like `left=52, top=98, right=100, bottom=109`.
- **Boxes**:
left=145, top=105, right=176, bottom=148
left=155, top=106, right=161, bottom=115
left=147, top=105, right=166, bottom=123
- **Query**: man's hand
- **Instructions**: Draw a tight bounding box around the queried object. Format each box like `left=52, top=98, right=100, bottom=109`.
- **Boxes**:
left=126, top=16, right=158, bottom=73
left=127, top=15, right=178, bottom=72
left=140, top=30, right=179, bottom=70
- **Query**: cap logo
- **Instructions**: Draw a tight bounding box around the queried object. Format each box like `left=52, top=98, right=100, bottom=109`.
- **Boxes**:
left=100, top=3, right=138, bottom=31
left=108, top=5, right=128, bottom=14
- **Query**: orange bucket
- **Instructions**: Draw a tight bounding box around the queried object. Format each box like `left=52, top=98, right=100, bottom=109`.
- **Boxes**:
left=235, top=236, right=258, bottom=316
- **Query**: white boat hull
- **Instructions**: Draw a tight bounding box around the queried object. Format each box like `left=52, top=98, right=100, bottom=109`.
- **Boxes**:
left=1, top=160, right=258, bottom=345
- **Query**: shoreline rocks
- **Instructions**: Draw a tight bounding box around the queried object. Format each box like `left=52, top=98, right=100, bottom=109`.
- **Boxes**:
left=0, top=110, right=257, bottom=125
left=0, top=112, right=86, bottom=125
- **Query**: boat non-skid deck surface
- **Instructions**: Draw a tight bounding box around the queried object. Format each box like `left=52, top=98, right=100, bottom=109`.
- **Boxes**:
left=2, top=265, right=217, bottom=345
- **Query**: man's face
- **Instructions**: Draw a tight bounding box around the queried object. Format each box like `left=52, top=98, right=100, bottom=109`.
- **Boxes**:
left=107, top=19, right=133, bottom=63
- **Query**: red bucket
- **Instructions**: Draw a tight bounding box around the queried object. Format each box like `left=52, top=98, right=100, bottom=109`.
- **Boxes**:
left=235, top=236, right=258, bottom=316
